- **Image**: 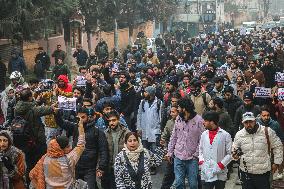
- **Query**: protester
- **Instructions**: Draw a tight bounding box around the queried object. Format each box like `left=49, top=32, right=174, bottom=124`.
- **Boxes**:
left=166, top=98, right=205, bottom=189
left=199, top=111, right=232, bottom=189
left=55, top=106, right=108, bottom=189
left=0, top=130, right=26, bottom=189
left=29, top=115, right=86, bottom=189
left=102, top=110, right=130, bottom=189
left=114, top=132, right=163, bottom=188
left=8, top=50, right=26, bottom=75
left=233, top=112, right=283, bottom=189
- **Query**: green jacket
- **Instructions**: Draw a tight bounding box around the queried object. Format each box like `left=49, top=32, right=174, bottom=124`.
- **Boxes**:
left=14, top=101, right=53, bottom=144
left=52, top=64, right=71, bottom=81
left=105, top=124, right=130, bottom=166
left=161, top=119, right=175, bottom=146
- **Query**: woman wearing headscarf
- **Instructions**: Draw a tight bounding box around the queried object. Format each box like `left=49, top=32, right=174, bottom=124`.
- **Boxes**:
left=0, top=130, right=26, bottom=189
left=29, top=117, right=86, bottom=189
left=114, top=132, right=164, bottom=189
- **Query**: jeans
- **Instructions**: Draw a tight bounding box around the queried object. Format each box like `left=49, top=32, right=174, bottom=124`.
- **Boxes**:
left=76, top=169, right=98, bottom=189
left=174, top=157, right=199, bottom=189
left=240, top=170, right=270, bottom=189
left=202, top=180, right=226, bottom=189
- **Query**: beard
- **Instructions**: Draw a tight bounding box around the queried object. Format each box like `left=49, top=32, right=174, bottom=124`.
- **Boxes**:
left=179, top=112, right=185, bottom=120
left=245, top=124, right=259, bottom=134
left=58, top=83, right=65, bottom=88
left=244, top=103, right=253, bottom=109
left=144, top=96, right=151, bottom=100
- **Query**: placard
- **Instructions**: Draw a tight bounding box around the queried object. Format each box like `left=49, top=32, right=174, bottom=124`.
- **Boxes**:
left=275, top=72, right=284, bottom=82
left=58, top=96, right=77, bottom=111
left=255, top=87, right=271, bottom=98
left=76, top=76, right=87, bottom=87
left=278, top=88, right=284, bottom=100
left=216, top=67, right=227, bottom=76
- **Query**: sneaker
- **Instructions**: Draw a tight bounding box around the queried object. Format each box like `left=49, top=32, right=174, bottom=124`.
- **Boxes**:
left=273, top=173, right=284, bottom=180
left=235, top=178, right=242, bottom=185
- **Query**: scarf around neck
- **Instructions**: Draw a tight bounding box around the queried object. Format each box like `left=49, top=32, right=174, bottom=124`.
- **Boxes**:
left=122, top=138, right=149, bottom=164
left=29, top=139, right=65, bottom=189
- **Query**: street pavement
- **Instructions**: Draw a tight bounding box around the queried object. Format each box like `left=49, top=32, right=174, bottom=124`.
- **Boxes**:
left=152, top=162, right=242, bottom=189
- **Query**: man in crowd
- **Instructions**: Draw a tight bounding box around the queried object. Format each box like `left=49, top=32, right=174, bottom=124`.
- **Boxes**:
left=73, top=44, right=89, bottom=66
left=233, top=112, right=283, bottom=189
left=199, top=111, right=232, bottom=189
left=52, top=44, right=66, bottom=64
left=166, top=98, right=204, bottom=189
left=102, top=110, right=130, bottom=188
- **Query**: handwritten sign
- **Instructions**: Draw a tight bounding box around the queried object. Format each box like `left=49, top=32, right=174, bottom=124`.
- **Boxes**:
left=76, top=76, right=87, bottom=87
left=58, top=96, right=77, bottom=111
left=255, top=87, right=271, bottom=98
left=278, top=88, right=284, bottom=100
left=275, top=72, right=284, bottom=82
left=216, top=67, right=227, bottom=76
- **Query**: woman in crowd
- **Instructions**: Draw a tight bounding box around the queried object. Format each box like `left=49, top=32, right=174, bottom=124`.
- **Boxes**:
left=29, top=117, right=86, bottom=189
left=0, top=130, right=26, bottom=189
left=114, top=132, right=163, bottom=189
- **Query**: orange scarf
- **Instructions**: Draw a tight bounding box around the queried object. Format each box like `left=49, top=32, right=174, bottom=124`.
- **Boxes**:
left=29, top=139, right=65, bottom=189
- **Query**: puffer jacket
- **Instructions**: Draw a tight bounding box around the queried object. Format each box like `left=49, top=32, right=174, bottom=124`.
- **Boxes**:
left=233, top=124, right=283, bottom=174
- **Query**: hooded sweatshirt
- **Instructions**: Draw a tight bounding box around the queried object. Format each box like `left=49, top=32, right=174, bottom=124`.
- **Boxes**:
left=58, top=75, right=73, bottom=93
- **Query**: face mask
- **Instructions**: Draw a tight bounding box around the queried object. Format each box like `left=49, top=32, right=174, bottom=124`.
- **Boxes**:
left=201, top=79, right=207, bottom=84
left=245, top=124, right=259, bottom=134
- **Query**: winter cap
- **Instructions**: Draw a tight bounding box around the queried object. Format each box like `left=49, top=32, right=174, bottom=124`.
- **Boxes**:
left=145, top=86, right=156, bottom=97
left=223, top=86, right=234, bottom=94
left=166, top=76, right=178, bottom=88
left=242, top=112, right=256, bottom=123
left=243, top=91, right=254, bottom=101
left=10, top=71, right=22, bottom=79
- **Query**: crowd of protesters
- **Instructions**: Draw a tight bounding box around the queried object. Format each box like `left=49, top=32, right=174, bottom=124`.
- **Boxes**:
left=0, top=25, right=284, bottom=189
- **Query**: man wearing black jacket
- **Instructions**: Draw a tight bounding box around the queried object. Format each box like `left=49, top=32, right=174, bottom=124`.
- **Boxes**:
left=55, top=107, right=109, bottom=189
left=119, top=71, right=136, bottom=131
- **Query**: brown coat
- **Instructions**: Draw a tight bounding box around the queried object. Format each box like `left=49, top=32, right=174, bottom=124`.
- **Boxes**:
left=244, top=68, right=265, bottom=87
left=12, top=151, right=26, bottom=189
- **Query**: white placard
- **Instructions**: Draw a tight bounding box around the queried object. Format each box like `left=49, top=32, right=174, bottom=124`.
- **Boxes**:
left=275, top=72, right=284, bottom=82
left=255, top=87, right=271, bottom=98
left=278, top=88, right=284, bottom=100
left=76, top=76, right=87, bottom=87
left=216, top=67, right=227, bottom=76
left=58, top=96, right=77, bottom=111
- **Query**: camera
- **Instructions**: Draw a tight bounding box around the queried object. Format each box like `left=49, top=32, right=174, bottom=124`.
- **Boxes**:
left=75, top=117, right=80, bottom=124
left=234, top=147, right=244, bottom=157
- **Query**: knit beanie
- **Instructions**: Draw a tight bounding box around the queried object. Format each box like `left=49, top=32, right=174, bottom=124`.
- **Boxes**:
left=145, top=86, right=156, bottom=97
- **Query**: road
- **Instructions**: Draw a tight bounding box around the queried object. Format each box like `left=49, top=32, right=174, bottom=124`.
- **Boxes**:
left=152, top=162, right=242, bottom=189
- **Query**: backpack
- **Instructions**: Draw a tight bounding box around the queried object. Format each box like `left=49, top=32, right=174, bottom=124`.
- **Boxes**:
left=141, top=99, right=161, bottom=114
left=10, top=111, right=35, bottom=152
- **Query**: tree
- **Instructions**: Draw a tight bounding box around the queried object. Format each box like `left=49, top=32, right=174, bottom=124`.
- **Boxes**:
left=262, top=0, right=270, bottom=18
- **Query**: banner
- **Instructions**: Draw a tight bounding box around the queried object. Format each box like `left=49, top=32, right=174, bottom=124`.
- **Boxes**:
left=76, top=76, right=87, bottom=87
left=58, top=96, right=77, bottom=111
left=255, top=87, right=271, bottom=98
left=278, top=88, right=284, bottom=101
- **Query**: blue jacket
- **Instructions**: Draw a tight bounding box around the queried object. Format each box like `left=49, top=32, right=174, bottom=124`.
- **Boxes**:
left=257, top=118, right=284, bottom=143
